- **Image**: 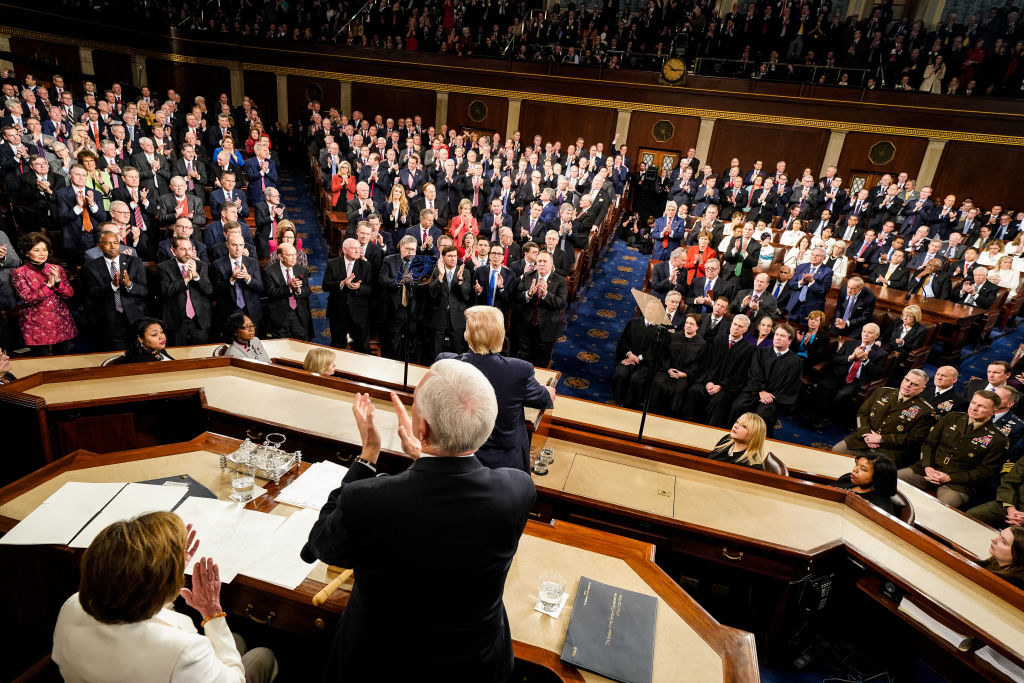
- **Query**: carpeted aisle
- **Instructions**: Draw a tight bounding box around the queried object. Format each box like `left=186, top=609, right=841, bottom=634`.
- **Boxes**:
left=550, top=241, right=651, bottom=403
left=279, top=169, right=331, bottom=342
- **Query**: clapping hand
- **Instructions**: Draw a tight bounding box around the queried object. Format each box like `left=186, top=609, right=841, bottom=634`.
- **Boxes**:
left=180, top=557, right=223, bottom=622
left=351, top=392, right=382, bottom=458
left=390, top=391, right=422, bottom=459
left=122, top=268, right=133, bottom=288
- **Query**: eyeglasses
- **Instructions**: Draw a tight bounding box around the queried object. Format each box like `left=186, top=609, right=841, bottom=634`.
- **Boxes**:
left=240, top=324, right=256, bottom=330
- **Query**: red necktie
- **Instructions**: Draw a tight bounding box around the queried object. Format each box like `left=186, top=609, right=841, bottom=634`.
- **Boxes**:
left=846, top=346, right=865, bottom=383
left=132, top=190, right=144, bottom=228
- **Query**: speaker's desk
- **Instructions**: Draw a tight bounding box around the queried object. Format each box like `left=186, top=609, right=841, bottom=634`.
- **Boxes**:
left=0, top=434, right=757, bottom=683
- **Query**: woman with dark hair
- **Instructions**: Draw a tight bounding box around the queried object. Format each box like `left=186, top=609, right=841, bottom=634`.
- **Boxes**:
left=10, top=232, right=77, bottom=356
left=650, top=313, right=707, bottom=416
left=114, top=317, right=174, bottom=364
left=52, top=511, right=277, bottom=681
left=222, top=312, right=269, bottom=363
left=833, top=452, right=898, bottom=515
left=983, top=527, right=1024, bottom=590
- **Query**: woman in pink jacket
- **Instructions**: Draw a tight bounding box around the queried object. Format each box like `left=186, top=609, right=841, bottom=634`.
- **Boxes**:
left=10, top=233, right=77, bottom=355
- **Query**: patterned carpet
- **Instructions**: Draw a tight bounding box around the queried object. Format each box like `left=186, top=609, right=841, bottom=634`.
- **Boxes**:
left=280, top=169, right=331, bottom=342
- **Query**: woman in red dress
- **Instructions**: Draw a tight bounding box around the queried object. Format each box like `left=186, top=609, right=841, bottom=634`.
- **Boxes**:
left=449, top=199, right=479, bottom=256
left=331, top=160, right=357, bottom=210
left=10, top=233, right=77, bottom=355
left=683, top=229, right=717, bottom=286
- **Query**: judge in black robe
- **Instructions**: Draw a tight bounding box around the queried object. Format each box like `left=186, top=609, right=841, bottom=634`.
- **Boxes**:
left=649, top=314, right=707, bottom=416
left=612, top=316, right=665, bottom=407
left=683, top=316, right=756, bottom=426
left=731, top=326, right=805, bottom=436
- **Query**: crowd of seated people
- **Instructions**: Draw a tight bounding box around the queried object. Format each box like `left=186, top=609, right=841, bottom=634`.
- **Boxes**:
left=79, top=0, right=1015, bottom=97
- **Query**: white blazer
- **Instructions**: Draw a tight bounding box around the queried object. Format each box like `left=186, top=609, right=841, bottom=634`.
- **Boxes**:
left=53, top=593, right=245, bottom=682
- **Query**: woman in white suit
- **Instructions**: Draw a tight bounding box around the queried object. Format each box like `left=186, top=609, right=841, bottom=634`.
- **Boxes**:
left=52, top=511, right=277, bottom=682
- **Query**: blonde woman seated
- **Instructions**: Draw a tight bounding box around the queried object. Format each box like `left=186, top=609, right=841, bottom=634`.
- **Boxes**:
left=303, top=347, right=337, bottom=376
left=1003, top=233, right=1024, bottom=260
left=778, top=219, right=806, bottom=247
left=52, top=511, right=278, bottom=682
left=977, top=240, right=1006, bottom=268
left=783, top=235, right=812, bottom=269
left=706, top=412, right=769, bottom=471
left=992, top=255, right=1020, bottom=300
left=268, top=221, right=308, bottom=267
left=824, top=241, right=849, bottom=285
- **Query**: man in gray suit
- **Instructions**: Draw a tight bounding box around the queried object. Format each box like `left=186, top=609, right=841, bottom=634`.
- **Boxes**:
left=730, top=272, right=778, bottom=328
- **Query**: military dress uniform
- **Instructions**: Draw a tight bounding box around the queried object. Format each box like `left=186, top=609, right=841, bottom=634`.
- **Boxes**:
left=834, top=387, right=935, bottom=467
left=966, top=455, right=1024, bottom=527
left=898, top=412, right=1009, bottom=508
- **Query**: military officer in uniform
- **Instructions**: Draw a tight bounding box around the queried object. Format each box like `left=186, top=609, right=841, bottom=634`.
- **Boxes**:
left=920, top=365, right=968, bottom=418
left=897, top=390, right=1008, bottom=508
left=966, top=452, right=1024, bottom=528
left=833, top=369, right=936, bottom=467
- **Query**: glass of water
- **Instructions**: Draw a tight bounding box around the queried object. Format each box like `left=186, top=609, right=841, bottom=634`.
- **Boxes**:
left=230, top=462, right=256, bottom=502
left=539, top=571, right=566, bottom=613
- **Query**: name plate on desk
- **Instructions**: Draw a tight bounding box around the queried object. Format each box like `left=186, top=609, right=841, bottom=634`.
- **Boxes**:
left=560, top=576, right=657, bottom=683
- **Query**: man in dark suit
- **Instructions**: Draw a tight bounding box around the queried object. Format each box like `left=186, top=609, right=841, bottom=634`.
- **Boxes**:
left=262, top=243, right=312, bottom=340
left=921, top=365, right=968, bottom=417
left=56, top=165, right=109, bottom=259
left=16, top=154, right=64, bottom=231
left=907, top=238, right=945, bottom=271
left=406, top=209, right=443, bottom=257
left=412, top=182, right=451, bottom=230
left=767, top=265, right=795, bottom=311
left=685, top=259, right=735, bottom=315
left=697, top=297, right=733, bottom=342
left=209, top=171, right=249, bottom=221
left=731, top=324, right=805, bottom=436
left=830, top=277, right=876, bottom=337
left=110, top=166, right=158, bottom=258
left=211, top=233, right=263, bottom=330
left=906, top=258, right=953, bottom=300
left=514, top=202, right=548, bottom=245
left=720, top=176, right=748, bottom=216
left=157, top=176, right=205, bottom=231
left=650, top=249, right=686, bottom=302
left=171, top=144, right=208, bottom=204
left=425, top=245, right=474, bottom=361
left=301, top=365, right=535, bottom=682
left=962, top=361, right=1011, bottom=400
left=480, top=198, right=514, bottom=241
left=722, top=222, right=761, bottom=290
left=683, top=314, right=755, bottom=427
left=244, top=143, right=278, bottom=205
left=513, top=251, right=567, bottom=368
left=158, top=236, right=214, bottom=345
left=322, top=238, right=374, bottom=353
left=951, top=267, right=1000, bottom=308
left=785, top=249, right=833, bottom=319
left=474, top=243, right=517, bottom=315
left=869, top=249, right=911, bottom=289
left=731, top=272, right=778, bottom=328
left=379, top=236, right=429, bottom=360
left=539, top=229, right=574, bottom=277
left=812, top=323, right=890, bottom=428
left=157, top=218, right=210, bottom=264
left=252, top=186, right=287, bottom=259
left=82, top=230, right=148, bottom=350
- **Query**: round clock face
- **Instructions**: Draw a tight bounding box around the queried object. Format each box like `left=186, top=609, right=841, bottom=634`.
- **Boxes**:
left=662, top=58, right=686, bottom=82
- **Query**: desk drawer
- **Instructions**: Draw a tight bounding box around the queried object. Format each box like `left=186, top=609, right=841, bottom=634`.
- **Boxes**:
left=222, top=583, right=340, bottom=638
left=669, top=533, right=814, bottom=580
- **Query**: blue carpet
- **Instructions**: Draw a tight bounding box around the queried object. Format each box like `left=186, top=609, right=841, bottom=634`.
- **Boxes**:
left=553, top=236, right=1024, bottom=448
left=550, top=240, right=650, bottom=401
left=279, top=169, right=330, bottom=342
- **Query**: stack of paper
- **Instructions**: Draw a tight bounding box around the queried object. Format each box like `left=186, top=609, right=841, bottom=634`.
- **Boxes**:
left=0, top=482, right=127, bottom=546
left=898, top=598, right=973, bottom=651
left=174, top=497, right=285, bottom=583
left=69, top=483, right=190, bottom=548
left=976, top=645, right=1024, bottom=681
left=274, top=460, right=349, bottom=510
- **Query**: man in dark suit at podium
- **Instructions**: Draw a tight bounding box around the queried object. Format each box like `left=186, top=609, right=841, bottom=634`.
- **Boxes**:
left=301, top=361, right=535, bottom=682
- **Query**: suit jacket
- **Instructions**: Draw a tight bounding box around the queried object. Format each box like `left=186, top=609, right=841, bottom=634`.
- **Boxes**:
left=741, top=348, right=804, bottom=408
left=907, top=251, right=945, bottom=271
left=52, top=594, right=244, bottom=682
left=171, top=157, right=209, bottom=200
left=252, top=201, right=285, bottom=246
left=786, top=262, right=833, bottom=316
left=832, top=288, right=877, bottom=335
left=685, top=277, right=736, bottom=314
left=541, top=247, right=573, bottom=277
left=951, top=279, right=1000, bottom=309
left=130, top=152, right=171, bottom=185
left=697, top=313, right=732, bottom=343
left=920, top=385, right=968, bottom=416
left=515, top=271, right=567, bottom=343
left=650, top=261, right=685, bottom=301
left=731, top=288, right=779, bottom=325
left=209, top=188, right=250, bottom=220
left=81, top=254, right=149, bottom=326
left=828, top=339, right=889, bottom=386
left=474, top=265, right=517, bottom=313
left=883, top=319, right=928, bottom=355
left=869, top=261, right=911, bottom=290
left=244, top=156, right=279, bottom=204
left=479, top=211, right=514, bottom=241
left=722, top=236, right=761, bottom=288
left=846, top=238, right=879, bottom=263
left=16, top=170, right=64, bottom=227
left=157, top=238, right=209, bottom=264
left=262, top=262, right=312, bottom=334
left=56, top=185, right=108, bottom=254
left=300, top=456, right=534, bottom=682
left=110, top=185, right=159, bottom=235
left=157, top=193, right=205, bottom=228
left=437, top=351, right=554, bottom=471
left=404, top=225, right=444, bottom=257
left=906, top=269, right=953, bottom=300
left=425, top=264, right=474, bottom=331
left=158, top=258, right=213, bottom=331
left=322, top=256, right=374, bottom=318
left=211, top=255, right=264, bottom=322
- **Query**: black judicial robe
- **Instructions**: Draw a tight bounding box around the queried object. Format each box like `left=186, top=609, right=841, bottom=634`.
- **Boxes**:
left=650, top=331, right=707, bottom=415
left=612, top=318, right=663, bottom=406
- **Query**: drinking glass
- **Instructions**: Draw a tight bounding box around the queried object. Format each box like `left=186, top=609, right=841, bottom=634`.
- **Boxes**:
left=538, top=571, right=566, bottom=613
left=230, top=461, right=256, bottom=502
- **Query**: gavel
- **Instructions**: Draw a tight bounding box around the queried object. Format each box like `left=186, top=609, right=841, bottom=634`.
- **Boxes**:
left=313, top=567, right=354, bottom=607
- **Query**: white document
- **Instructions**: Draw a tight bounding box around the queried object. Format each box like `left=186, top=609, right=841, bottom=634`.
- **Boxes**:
left=898, top=598, right=972, bottom=651
left=174, top=497, right=285, bottom=583
left=976, top=646, right=1024, bottom=682
left=0, top=482, right=126, bottom=546
left=274, top=460, right=349, bottom=510
left=239, top=508, right=320, bottom=589
left=69, top=483, right=189, bottom=548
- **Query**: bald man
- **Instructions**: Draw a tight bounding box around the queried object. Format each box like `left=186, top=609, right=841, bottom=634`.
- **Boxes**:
left=812, top=323, right=890, bottom=429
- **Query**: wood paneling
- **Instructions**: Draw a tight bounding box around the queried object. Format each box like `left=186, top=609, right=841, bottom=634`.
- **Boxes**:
left=286, top=75, right=340, bottom=127
left=932, top=142, right=1022, bottom=210
left=836, top=132, right=929, bottom=181
left=91, top=50, right=133, bottom=88
left=446, top=92, right=508, bottom=135
left=518, top=100, right=616, bottom=148
left=242, top=70, right=277, bottom=124
left=8, top=38, right=80, bottom=90
left=626, top=112, right=701, bottom=153
left=707, top=121, right=829, bottom=181
left=350, top=83, right=436, bottom=126
left=145, top=58, right=230, bottom=105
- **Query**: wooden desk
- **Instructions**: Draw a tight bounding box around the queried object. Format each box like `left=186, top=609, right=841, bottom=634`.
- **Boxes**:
left=0, top=435, right=757, bottom=683
left=551, top=396, right=995, bottom=562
